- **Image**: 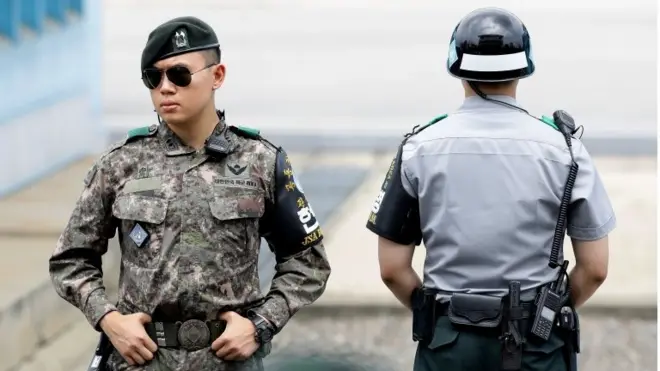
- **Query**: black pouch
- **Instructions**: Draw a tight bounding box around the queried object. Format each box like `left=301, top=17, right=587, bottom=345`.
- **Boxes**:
left=448, top=293, right=503, bottom=328
left=411, top=287, right=434, bottom=343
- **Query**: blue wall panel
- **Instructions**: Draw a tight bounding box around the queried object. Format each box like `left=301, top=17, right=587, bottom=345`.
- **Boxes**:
left=20, top=0, right=46, bottom=33
left=46, top=0, right=68, bottom=24
left=0, top=0, right=101, bottom=197
left=70, top=0, right=83, bottom=14
left=0, top=0, right=20, bottom=42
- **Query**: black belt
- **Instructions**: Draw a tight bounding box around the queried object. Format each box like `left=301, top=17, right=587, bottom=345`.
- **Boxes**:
left=434, top=301, right=534, bottom=319
left=145, top=320, right=227, bottom=351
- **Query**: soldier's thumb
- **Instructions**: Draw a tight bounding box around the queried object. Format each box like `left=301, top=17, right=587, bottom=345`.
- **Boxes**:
left=135, top=313, right=152, bottom=324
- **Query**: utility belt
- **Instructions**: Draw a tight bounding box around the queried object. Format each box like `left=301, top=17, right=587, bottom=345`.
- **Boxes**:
left=412, top=283, right=580, bottom=371
left=87, top=317, right=269, bottom=371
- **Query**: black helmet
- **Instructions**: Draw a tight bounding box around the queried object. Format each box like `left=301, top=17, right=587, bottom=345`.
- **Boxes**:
left=446, top=7, right=535, bottom=82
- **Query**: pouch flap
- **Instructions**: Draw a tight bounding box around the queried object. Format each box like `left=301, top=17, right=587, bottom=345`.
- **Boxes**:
left=209, top=195, right=265, bottom=220
left=112, top=194, right=168, bottom=224
left=448, top=293, right=503, bottom=328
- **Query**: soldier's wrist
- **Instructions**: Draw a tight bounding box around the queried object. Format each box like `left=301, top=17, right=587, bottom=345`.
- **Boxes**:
left=98, top=310, right=120, bottom=333
left=249, top=299, right=289, bottom=333
left=84, top=288, right=118, bottom=330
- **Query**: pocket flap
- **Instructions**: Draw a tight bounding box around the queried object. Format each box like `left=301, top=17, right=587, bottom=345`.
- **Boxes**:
left=112, top=194, right=168, bottom=224
left=427, top=317, right=460, bottom=350
left=209, top=195, right=265, bottom=220
left=448, top=293, right=503, bottom=328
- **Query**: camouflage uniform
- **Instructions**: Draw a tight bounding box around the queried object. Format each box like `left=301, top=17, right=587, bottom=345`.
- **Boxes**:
left=49, top=119, right=331, bottom=371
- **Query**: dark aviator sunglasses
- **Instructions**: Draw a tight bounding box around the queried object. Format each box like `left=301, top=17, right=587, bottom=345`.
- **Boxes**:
left=141, top=63, right=217, bottom=89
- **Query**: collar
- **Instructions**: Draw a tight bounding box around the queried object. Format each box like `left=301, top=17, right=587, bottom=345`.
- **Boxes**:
left=458, top=95, right=523, bottom=112
left=158, top=120, right=229, bottom=157
left=158, top=121, right=196, bottom=156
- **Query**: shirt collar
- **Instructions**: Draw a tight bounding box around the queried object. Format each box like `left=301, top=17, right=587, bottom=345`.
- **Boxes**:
left=458, top=95, right=522, bottom=112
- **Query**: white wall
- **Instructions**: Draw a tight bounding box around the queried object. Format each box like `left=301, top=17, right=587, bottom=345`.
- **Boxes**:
left=0, top=97, right=101, bottom=196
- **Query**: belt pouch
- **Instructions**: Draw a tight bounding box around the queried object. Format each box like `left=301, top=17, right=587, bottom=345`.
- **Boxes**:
left=448, top=293, right=503, bottom=328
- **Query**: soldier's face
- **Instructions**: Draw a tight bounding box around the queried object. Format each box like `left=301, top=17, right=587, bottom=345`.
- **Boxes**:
left=149, top=52, right=225, bottom=125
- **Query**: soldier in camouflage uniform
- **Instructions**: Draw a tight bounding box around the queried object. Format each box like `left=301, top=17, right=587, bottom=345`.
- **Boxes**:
left=49, top=16, right=331, bottom=371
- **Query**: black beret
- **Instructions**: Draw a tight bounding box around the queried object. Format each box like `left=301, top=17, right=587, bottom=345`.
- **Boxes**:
left=141, top=16, right=220, bottom=71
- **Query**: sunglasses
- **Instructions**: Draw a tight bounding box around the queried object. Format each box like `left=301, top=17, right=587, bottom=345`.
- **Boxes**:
left=141, top=63, right=217, bottom=89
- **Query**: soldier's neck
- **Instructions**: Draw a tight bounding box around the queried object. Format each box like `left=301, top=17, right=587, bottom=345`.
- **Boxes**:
left=464, top=88, right=516, bottom=99
left=462, top=80, right=518, bottom=99
left=167, top=106, right=219, bottom=150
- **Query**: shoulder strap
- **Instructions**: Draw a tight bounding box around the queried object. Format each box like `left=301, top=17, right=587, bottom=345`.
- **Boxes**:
left=230, top=125, right=261, bottom=140
left=126, top=125, right=158, bottom=142
left=403, top=114, right=448, bottom=143
left=540, top=115, right=560, bottom=131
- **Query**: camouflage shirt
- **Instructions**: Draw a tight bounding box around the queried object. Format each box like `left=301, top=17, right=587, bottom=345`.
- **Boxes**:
left=49, top=119, right=331, bottom=370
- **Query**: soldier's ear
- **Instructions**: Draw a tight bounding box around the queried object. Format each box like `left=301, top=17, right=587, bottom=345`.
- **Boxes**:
left=212, top=64, right=226, bottom=90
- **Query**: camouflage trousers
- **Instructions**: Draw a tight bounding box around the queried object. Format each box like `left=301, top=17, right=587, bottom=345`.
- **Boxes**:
left=107, top=348, right=264, bottom=371
left=414, top=317, right=567, bottom=371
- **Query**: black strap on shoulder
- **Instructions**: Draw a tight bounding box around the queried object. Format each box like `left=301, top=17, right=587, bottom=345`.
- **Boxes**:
left=547, top=111, right=579, bottom=268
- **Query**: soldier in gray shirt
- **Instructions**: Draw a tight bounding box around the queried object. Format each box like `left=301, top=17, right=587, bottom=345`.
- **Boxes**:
left=366, top=7, right=614, bottom=371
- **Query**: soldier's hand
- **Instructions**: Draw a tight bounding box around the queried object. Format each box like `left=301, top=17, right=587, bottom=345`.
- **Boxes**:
left=211, top=311, right=259, bottom=361
left=100, top=311, right=158, bottom=366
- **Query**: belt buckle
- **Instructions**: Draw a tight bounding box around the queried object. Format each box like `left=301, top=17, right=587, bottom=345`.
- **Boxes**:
left=177, top=319, right=211, bottom=351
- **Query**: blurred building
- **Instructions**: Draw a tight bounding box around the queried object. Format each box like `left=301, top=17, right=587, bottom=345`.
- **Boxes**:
left=0, top=0, right=102, bottom=197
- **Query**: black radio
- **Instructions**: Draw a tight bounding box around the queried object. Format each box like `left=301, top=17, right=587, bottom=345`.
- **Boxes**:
left=530, top=286, right=562, bottom=340
left=531, top=260, right=569, bottom=340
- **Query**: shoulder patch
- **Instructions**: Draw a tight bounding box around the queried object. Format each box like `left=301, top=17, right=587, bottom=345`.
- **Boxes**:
left=258, top=148, right=323, bottom=257
left=127, top=125, right=158, bottom=141
left=404, top=114, right=448, bottom=141
left=540, top=115, right=560, bottom=131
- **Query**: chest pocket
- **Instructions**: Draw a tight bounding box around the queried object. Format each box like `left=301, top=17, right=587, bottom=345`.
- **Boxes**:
left=112, top=194, right=169, bottom=264
left=208, top=194, right=265, bottom=257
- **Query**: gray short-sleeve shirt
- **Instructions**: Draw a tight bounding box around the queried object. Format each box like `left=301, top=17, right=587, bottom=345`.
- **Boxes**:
left=400, top=96, right=616, bottom=300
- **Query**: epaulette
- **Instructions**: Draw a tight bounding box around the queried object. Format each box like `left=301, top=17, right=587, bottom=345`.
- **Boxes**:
left=230, top=125, right=260, bottom=139
left=539, top=115, right=560, bottom=131
left=126, top=124, right=159, bottom=142
left=229, top=125, right=280, bottom=152
left=540, top=111, right=582, bottom=138
left=403, top=114, right=448, bottom=143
